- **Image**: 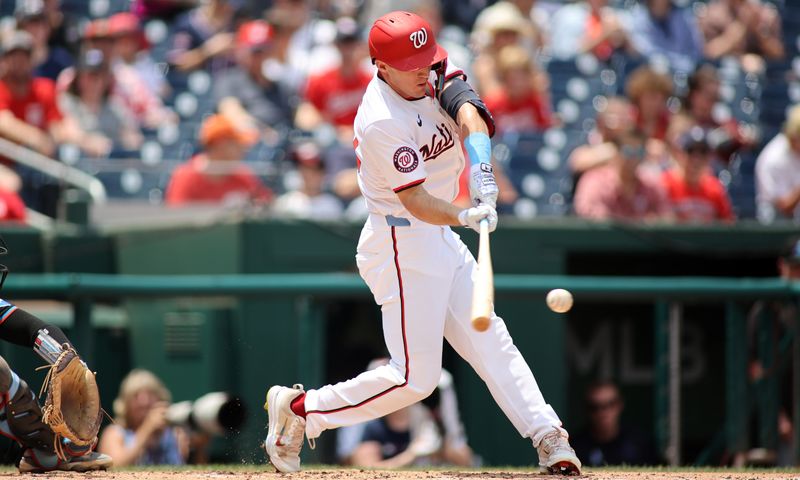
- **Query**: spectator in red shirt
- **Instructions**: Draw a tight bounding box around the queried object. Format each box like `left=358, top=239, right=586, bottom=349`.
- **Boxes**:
left=484, top=44, right=552, bottom=135
left=294, top=17, right=372, bottom=145
left=662, top=125, right=734, bottom=223
left=165, top=114, right=272, bottom=206
left=574, top=130, right=672, bottom=221
left=295, top=18, right=372, bottom=203
left=0, top=31, right=64, bottom=158
left=1, top=30, right=109, bottom=160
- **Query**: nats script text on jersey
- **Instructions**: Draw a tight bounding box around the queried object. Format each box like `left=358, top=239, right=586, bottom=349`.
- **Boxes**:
left=353, top=64, right=466, bottom=218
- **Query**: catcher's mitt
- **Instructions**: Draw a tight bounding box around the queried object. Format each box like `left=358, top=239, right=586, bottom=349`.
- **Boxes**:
left=40, top=346, right=102, bottom=460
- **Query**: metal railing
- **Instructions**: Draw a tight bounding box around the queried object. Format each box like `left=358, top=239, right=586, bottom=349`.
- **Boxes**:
left=0, top=137, right=106, bottom=204
left=3, top=273, right=799, bottom=466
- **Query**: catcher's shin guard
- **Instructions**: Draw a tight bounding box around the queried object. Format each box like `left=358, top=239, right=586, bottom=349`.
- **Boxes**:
left=0, top=356, right=55, bottom=451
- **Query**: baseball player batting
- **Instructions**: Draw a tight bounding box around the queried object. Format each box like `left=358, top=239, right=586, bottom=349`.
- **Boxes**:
left=264, top=11, right=581, bottom=476
left=0, top=239, right=111, bottom=472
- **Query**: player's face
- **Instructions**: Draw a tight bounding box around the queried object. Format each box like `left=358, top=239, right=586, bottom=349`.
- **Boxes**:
left=378, top=61, right=431, bottom=99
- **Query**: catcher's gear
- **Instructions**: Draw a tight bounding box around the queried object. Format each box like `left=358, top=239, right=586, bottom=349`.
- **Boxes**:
left=19, top=448, right=112, bottom=473
left=0, top=355, right=55, bottom=451
left=369, top=11, right=447, bottom=71
left=40, top=346, right=102, bottom=460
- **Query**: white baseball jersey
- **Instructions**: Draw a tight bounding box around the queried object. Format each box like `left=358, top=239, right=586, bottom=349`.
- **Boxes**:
left=353, top=66, right=466, bottom=218
left=303, top=63, right=566, bottom=451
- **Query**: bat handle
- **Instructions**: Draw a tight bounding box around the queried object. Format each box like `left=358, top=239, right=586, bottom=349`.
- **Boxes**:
left=479, top=218, right=489, bottom=234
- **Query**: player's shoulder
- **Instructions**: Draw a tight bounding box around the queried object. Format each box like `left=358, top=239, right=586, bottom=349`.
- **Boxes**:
left=356, top=79, right=409, bottom=128
left=360, top=118, right=409, bottom=143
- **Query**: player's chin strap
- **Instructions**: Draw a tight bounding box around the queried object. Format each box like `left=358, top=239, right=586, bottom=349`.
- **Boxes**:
left=433, top=58, right=448, bottom=101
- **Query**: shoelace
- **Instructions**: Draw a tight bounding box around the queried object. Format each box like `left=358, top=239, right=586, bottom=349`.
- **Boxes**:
left=540, top=431, right=570, bottom=453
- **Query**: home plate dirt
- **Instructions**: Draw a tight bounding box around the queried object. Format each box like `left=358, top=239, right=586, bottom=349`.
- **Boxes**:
left=0, top=469, right=798, bottom=480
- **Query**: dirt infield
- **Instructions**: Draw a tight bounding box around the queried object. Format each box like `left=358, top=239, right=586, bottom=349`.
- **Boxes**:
left=1, top=469, right=799, bottom=480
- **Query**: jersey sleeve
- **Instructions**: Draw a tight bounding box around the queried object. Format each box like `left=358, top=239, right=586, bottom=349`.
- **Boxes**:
left=443, top=58, right=466, bottom=82
left=360, top=121, right=427, bottom=193
left=0, top=299, right=71, bottom=348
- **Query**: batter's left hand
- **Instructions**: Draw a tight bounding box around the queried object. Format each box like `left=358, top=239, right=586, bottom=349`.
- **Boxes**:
left=469, top=163, right=498, bottom=208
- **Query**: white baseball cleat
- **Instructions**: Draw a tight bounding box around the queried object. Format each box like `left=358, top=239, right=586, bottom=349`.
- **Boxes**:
left=536, top=428, right=582, bottom=476
left=264, top=384, right=307, bottom=472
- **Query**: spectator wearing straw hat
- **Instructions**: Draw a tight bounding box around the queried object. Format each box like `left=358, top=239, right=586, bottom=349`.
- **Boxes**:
left=470, top=1, right=546, bottom=97
left=165, top=114, right=271, bottom=206
left=483, top=44, right=553, bottom=135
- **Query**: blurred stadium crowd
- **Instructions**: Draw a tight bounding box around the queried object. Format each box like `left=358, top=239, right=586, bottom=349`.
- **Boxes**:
left=0, top=0, right=799, bottom=225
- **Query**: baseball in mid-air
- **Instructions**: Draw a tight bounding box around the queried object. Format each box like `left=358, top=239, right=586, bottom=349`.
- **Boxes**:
left=546, top=289, right=573, bottom=313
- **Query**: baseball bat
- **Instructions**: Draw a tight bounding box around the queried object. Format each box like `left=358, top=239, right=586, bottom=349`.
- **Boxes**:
left=471, top=219, right=494, bottom=332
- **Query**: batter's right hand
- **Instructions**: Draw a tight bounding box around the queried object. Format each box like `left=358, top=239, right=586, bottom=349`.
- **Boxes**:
left=458, top=205, right=497, bottom=233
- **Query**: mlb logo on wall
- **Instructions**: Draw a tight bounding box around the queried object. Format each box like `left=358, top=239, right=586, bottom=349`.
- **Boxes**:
left=393, top=146, right=419, bottom=173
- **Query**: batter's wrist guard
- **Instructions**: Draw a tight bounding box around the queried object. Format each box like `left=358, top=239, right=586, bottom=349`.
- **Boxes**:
left=438, top=78, right=496, bottom=138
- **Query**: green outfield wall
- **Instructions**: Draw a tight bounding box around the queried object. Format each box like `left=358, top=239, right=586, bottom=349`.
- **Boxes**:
left=1, top=218, right=798, bottom=466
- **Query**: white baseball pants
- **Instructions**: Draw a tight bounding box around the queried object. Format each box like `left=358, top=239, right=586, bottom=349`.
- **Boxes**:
left=303, top=214, right=562, bottom=444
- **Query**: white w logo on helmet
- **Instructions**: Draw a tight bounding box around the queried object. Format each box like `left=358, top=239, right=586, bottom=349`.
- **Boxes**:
left=409, top=27, right=428, bottom=49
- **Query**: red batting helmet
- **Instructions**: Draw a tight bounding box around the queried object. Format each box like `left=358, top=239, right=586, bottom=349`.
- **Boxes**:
left=369, top=11, right=447, bottom=71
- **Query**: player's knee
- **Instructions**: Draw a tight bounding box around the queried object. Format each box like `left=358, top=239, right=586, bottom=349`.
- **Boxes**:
left=407, top=368, right=441, bottom=400
left=0, top=356, right=11, bottom=392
